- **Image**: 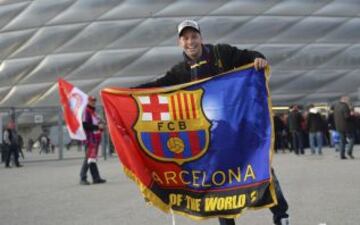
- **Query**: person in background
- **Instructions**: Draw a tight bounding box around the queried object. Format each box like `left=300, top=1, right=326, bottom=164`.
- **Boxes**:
left=3, top=121, right=23, bottom=168
left=307, top=105, right=324, bottom=155
left=27, top=138, right=34, bottom=152
left=354, top=111, right=360, bottom=144
left=334, top=96, right=354, bottom=159
left=0, top=142, right=4, bottom=163
left=38, top=130, right=50, bottom=154
left=327, top=106, right=338, bottom=150
left=18, top=134, right=25, bottom=159
left=288, top=105, right=304, bottom=155
left=79, top=96, right=106, bottom=185
left=274, top=114, right=286, bottom=153
left=346, top=108, right=357, bottom=151
left=281, top=113, right=291, bottom=152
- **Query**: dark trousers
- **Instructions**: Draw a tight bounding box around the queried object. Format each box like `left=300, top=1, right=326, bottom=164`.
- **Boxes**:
left=275, top=132, right=285, bottom=152
left=1, top=144, right=5, bottom=162
left=80, top=158, right=101, bottom=182
left=338, top=131, right=354, bottom=158
left=4, top=144, right=20, bottom=167
left=291, top=131, right=304, bottom=154
left=219, top=170, right=289, bottom=225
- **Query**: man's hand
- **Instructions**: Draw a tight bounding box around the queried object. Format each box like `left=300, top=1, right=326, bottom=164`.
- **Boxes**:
left=254, top=58, right=268, bottom=71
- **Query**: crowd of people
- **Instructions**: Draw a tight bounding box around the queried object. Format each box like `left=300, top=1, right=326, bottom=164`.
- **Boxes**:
left=273, top=96, right=360, bottom=159
left=0, top=125, right=58, bottom=168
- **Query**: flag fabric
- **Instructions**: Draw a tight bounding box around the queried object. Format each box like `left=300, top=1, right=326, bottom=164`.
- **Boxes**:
left=101, top=64, right=276, bottom=220
left=58, top=79, right=88, bottom=141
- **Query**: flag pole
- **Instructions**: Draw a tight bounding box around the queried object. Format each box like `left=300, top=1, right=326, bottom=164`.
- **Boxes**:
left=170, top=209, right=176, bottom=225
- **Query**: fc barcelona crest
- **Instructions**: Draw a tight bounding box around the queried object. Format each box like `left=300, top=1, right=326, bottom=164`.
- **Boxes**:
left=133, top=89, right=211, bottom=165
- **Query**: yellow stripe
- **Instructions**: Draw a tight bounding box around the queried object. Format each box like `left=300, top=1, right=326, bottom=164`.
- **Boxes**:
left=168, top=96, right=173, bottom=120
left=190, top=60, right=207, bottom=69
left=193, top=93, right=198, bottom=119
left=186, top=93, right=193, bottom=119
left=180, top=93, right=186, bottom=119
left=173, top=94, right=179, bottom=120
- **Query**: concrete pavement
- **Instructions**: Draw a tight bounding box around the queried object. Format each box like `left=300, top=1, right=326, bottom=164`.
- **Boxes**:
left=1, top=147, right=359, bottom=225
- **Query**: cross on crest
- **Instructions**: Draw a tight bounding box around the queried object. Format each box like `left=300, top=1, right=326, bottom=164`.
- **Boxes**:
left=138, top=95, right=170, bottom=121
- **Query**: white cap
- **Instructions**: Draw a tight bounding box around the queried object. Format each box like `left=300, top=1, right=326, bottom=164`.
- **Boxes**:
left=177, top=19, right=200, bottom=36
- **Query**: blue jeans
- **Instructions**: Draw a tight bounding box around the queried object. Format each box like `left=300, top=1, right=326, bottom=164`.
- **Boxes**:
left=291, top=131, right=304, bottom=154
left=309, top=132, right=323, bottom=154
left=338, top=132, right=354, bottom=158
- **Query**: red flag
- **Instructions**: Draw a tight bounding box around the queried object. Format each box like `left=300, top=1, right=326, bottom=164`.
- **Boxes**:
left=100, top=65, right=276, bottom=220
left=58, top=79, right=87, bottom=140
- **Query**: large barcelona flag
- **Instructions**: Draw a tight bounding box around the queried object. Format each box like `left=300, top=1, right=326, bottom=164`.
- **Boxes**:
left=101, top=64, right=277, bottom=219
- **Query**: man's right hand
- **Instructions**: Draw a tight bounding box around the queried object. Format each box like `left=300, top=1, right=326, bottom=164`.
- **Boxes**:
left=254, top=58, right=268, bottom=71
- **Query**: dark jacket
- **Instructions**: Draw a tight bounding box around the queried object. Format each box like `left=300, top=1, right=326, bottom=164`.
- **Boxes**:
left=274, top=115, right=285, bottom=133
left=347, top=115, right=356, bottom=133
left=83, top=105, right=100, bottom=132
left=138, top=43, right=264, bottom=87
left=3, top=128, right=18, bottom=146
left=327, top=113, right=335, bottom=130
left=307, top=113, right=324, bottom=132
left=333, top=102, right=351, bottom=132
left=288, top=110, right=303, bottom=132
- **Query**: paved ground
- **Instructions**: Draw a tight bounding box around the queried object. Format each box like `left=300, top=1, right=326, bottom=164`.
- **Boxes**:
left=18, top=147, right=88, bottom=161
left=1, top=146, right=359, bottom=225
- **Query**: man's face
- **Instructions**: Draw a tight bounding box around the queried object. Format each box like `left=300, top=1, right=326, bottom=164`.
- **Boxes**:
left=342, top=96, right=350, bottom=104
left=89, top=99, right=96, bottom=107
left=7, top=122, right=15, bottom=129
left=178, top=28, right=203, bottom=60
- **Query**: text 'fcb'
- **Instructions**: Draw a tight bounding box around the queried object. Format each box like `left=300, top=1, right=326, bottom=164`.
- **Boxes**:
left=157, top=121, right=187, bottom=131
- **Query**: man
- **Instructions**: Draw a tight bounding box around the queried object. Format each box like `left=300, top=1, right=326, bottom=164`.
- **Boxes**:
left=307, top=106, right=324, bottom=155
left=3, top=121, right=23, bottom=168
left=288, top=105, right=304, bottom=155
left=138, top=19, right=290, bottom=225
left=79, top=96, right=106, bottom=185
left=327, top=107, right=336, bottom=148
left=274, top=114, right=286, bottom=153
left=334, top=96, right=354, bottom=159
left=38, top=130, right=50, bottom=154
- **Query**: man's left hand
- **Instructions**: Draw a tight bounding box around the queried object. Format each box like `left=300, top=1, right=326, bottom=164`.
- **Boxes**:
left=254, top=58, right=268, bottom=70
